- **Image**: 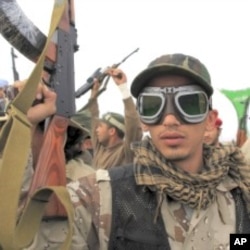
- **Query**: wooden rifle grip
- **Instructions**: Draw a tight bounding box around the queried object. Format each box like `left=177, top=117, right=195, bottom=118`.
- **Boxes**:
left=28, top=115, right=68, bottom=218
left=236, top=130, right=247, bottom=147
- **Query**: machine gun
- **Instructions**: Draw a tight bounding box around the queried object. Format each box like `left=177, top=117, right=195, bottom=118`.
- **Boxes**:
left=75, top=47, right=139, bottom=98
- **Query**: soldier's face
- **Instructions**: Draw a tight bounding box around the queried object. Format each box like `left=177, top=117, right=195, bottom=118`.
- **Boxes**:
left=141, top=75, right=215, bottom=172
left=96, top=122, right=111, bottom=146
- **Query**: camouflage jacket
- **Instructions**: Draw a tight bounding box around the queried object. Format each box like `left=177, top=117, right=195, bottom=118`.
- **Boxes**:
left=26, top=166, right=249, bottom=250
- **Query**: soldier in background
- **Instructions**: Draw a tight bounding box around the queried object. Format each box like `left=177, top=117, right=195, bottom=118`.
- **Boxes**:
left=87, top=67, right=143, bottom=169
left=69, top=108, right=94, bottom=160
left=0, top=87, right=8, bottom=112
left=64, top=114, right=94, bottom=181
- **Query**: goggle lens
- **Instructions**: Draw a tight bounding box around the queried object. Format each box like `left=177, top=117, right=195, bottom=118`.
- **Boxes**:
left=141, top=95, right=163, bottom=117
left=178, top=93, right=207, bottom=116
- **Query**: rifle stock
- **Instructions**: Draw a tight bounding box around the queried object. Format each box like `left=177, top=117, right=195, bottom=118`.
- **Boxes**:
left=27, top=0, right=77, bottom=218
left=236, top=96, right=250, bottom=147
left=29, top=117, right=69, bottom=217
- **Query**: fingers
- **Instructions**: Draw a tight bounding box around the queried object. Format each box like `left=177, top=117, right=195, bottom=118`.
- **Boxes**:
left=35, top=83, right=56, bottom=101
left=27, top=83, right=57, bottom=125
left=12, top=79, right=27, bottom=93
left=106, top=68, right=127, bottom=85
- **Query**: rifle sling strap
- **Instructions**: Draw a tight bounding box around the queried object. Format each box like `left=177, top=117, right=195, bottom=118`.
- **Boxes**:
left=0, top=1, right=74, bottom=249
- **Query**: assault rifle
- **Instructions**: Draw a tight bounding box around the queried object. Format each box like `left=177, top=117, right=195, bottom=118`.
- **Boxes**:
left=27, top=0, right=78, bottom=218
left=0, top=0, right=77, bottom=217
left=5, top=47, right=20, bottom=101
left=75, top=47, right=139, bottom=98
left=11, top=47, right=19, bottom=81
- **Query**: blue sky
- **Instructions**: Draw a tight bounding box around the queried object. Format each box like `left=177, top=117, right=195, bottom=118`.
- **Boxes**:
left=0, top=0, right=249, bottom=142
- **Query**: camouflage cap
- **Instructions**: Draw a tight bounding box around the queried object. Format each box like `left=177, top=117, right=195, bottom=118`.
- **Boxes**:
left=69, top=118, right=90, bottom=136
left=131, top=53, right=213, bottom=97
left=71, top=108, right=91, bottom=132
left=100, top=112, right=125, bottom=133
left=69, top=109, right=91, bottom=137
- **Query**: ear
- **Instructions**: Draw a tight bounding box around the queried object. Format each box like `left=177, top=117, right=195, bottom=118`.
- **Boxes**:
left=205, top=109, right=218, bottom=131
left=108, top=127, right=116, bottom=136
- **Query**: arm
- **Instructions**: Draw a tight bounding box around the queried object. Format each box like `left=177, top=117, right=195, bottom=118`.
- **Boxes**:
left=108, top=68, right=143, bottom=156
left=87, top=81, right=101, bottom=150
left=123, top=96, right=143, bottom=145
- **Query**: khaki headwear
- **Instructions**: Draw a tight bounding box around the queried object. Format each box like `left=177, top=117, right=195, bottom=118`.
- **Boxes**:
left=100, top=112, right=125, bottom=133
left=131, top=53, right=213, bottom=98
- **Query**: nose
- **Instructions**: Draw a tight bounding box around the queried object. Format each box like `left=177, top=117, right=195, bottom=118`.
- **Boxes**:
left=161, top=96, right=181, bottom=126
left=161, top=113, right=181, bottom=127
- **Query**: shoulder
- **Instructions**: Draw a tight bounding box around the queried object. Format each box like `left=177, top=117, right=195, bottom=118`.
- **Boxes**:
left=67, top=169, right=111, bottom=206
left=67, top=164, right=135, bottom=209
left=66, top=157, right=94, bottom=181
left=67, top=169, right=113, bottom=247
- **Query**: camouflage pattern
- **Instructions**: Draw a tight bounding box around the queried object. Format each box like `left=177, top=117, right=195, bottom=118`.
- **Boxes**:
left=130, top=53, right=213, bottom=98
left=67, top=169, right=112, bottom=249
left=25, top=170, right=241, bottom=249
left=65, top=156, right=94, bottom=182
left=69, top=172, right=238, bottom=249
left=23, top=220, right=69, bottom=250
left=162, top=175, right=237, bottom=250
left=71, top=108, right=92, bottom=132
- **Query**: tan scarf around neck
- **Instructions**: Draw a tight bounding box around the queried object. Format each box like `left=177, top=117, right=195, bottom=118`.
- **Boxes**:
left=132, top=136, right=250, bottom=215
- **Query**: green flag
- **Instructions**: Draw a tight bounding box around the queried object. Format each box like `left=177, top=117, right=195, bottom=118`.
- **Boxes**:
left=221, top=88, right=250, bottom=145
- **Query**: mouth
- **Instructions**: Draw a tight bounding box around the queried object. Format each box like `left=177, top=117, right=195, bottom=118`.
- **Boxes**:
left=159, top=132, right=185, bottom=146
